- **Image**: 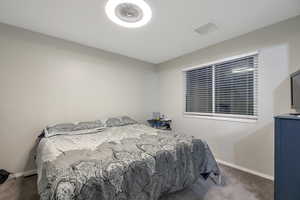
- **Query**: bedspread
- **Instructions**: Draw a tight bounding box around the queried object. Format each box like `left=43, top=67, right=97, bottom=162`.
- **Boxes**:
left=36, top=124, right=219, bottom=200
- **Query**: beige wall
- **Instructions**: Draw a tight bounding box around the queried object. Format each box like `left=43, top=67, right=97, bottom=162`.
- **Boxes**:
left=0, top=23, right=158, bottom=173
left=157, top=16, right=300, bottom=177
left=1, top=15, right=300, bottom=177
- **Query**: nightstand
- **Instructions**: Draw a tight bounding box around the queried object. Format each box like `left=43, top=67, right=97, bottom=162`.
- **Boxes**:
left=147, top=119, right=172, bottom=130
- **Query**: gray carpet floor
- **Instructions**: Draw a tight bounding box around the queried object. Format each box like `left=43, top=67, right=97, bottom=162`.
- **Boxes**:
left=0, top=165, right=273, bottom=200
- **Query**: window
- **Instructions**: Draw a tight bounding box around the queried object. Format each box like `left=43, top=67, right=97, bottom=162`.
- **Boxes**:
left=184, top=53, right=258, bottom=120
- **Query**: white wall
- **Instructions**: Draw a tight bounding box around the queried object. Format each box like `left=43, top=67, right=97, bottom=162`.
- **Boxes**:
left=0, top=23, right=158, bottom=173
left=157, top=16, right=300, bottom=177
left=1, top=15, right=300, bottom=177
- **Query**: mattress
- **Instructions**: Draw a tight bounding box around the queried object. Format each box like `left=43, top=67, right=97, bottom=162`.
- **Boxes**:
left=36, top=124, right=220, bottom=200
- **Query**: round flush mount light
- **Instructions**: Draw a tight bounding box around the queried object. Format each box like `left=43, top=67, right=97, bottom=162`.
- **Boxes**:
left=105, top=0, right=152, bottom=28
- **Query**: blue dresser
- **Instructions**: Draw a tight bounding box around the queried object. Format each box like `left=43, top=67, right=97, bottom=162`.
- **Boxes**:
left=275, top=114, right=300, bottom=200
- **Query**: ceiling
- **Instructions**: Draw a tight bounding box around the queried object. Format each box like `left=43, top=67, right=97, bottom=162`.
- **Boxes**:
left=0, top=0, right=299, bottom=64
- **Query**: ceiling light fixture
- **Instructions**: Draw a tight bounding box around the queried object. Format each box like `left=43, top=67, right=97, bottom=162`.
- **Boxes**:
left=105, top=0, right=152, bottom=28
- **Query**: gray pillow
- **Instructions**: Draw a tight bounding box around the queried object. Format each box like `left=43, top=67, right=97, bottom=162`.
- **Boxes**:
left=73, top=120, right=104, bottom=131
left=47, top=123, right=75, bottom=133
left=105, top=118, right=123, bottom=127
left=45, top=123, right=75, bottom=137
left=44, top=120, right=105, bottom=137
left=105, top=116, right=137, bottom=127
left=120, top=116, right=137, bottom=125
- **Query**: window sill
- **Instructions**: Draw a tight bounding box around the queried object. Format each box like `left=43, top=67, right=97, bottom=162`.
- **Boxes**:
left=183, top=114, right=258, bottom=123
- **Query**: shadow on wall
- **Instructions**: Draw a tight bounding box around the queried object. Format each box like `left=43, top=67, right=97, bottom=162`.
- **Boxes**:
left=273, top=78, right=291, bottom=115
left=288, top=32, right=300, bottom=74
left=234, top=71, right=291, bottom=177
left=24, top=137, right=40, bottom=172
left=234, top=123, right=274, bottom=176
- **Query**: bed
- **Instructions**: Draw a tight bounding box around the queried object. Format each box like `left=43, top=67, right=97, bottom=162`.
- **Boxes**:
left=36, top=117, right=220, bottom=200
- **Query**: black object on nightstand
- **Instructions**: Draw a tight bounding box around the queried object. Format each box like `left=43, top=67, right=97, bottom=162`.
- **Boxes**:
left=147, top=119, right=172, bottom=130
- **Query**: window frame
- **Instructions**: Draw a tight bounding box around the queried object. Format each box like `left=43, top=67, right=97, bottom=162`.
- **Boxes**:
left=182, top=52, right=259, bottom=122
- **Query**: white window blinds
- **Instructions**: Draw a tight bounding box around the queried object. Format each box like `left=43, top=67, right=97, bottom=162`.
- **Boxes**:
left=184, top=54, right=258, bottom=119
left=186, top=66, right=213, bottom=113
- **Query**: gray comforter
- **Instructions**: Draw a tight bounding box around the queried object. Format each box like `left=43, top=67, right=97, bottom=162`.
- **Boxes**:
left=36, top=124, right=220, bottom=200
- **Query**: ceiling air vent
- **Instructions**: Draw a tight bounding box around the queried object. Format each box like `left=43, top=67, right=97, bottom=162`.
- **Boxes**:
left=195, top=23, right=218, bottom=35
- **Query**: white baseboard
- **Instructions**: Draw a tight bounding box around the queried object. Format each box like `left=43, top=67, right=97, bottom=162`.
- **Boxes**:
left=8, top=169, right=37, bottom=180
left=217, top=159, right=274, bottom=181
